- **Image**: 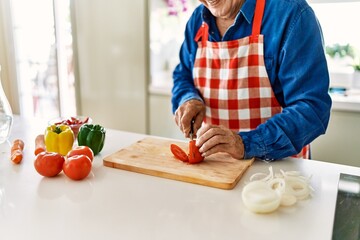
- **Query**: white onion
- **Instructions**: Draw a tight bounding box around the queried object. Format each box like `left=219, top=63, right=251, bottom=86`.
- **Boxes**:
left=242, top=167, right=313, bottom=213
left=268, top=178, right=285, bottom=194
left=249, top=167, right=273, bottom=182
left=242, top=181, right=281, bottom=213
left=280, top=194, right=297, bottom=206
left=285, top=180, right=310, bottom=200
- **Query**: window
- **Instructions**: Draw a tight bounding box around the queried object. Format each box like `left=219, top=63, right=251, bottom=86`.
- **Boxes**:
left=149, top=0, right=199, bottom=90
left=8, top=0, right=76, bottom=118
left=310, top=1, right=360, bottom=92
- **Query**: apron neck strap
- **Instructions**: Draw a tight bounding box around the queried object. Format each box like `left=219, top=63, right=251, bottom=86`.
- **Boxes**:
left=195, top=0, right=266, bottom=43
left=252, top=0, right=266, bottom=36
left=194, top=22, right=209, bottom=45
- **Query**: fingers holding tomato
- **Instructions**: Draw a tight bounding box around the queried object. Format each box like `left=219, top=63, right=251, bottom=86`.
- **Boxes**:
left=196, top=124, right=245, bottom=160
left=63, top=155, right=92, bottom=181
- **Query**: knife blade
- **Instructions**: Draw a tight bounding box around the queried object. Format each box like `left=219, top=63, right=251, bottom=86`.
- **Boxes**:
left=189, top=119, right=195, bottom=140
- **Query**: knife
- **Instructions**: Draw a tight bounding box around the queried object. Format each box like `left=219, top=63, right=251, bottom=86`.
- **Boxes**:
left=189, top=119, right=195, bottom=140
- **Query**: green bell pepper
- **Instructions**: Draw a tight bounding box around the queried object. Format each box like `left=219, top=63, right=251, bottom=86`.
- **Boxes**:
left=77, top=124, right=106, bottom=155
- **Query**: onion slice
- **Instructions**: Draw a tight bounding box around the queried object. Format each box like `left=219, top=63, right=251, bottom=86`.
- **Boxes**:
left=242, top=167, right=313, bottom=213
left=242, top=181, right=281, bottom=213
left=285, top=180, right=310, bottom=200
left=280, top=194, right=297, bottom=206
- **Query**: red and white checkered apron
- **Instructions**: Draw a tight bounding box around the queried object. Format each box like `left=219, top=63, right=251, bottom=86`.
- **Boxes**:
left=192, top=0, right=309, bottom=159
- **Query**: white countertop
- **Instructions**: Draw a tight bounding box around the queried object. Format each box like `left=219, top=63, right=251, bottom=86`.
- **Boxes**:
left=330, top=92, right=360, bottom=112
left=1, top=116, right=359, bottom=240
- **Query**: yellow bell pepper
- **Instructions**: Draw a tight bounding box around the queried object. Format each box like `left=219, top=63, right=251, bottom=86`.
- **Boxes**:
left=45, top=124, right=74, bottom=156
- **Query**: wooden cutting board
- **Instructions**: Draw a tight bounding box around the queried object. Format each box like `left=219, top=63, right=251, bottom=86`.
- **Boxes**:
left=103, top=137, right=254, bottom=190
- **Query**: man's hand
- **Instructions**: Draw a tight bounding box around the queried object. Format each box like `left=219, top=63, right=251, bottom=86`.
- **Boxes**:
left=196, top=124, right=245, bottom=160
left=174, top=99, right=205, bottom=138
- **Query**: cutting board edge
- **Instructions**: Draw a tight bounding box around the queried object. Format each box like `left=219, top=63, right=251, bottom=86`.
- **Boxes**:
left=230, top=157, right=255, bottom=188
left=103, top=158, right=242, bottom=190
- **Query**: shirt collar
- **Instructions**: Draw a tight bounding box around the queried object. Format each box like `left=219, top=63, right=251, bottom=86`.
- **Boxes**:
left=241, top=0, right=256, bottom=24
left=201, top=0, right=256, bottom=25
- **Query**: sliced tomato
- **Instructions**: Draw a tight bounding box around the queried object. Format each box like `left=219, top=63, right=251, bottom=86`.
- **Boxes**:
left=170, top=144, right=189, bottom=162
left=188, top=140, right=204, bottom=164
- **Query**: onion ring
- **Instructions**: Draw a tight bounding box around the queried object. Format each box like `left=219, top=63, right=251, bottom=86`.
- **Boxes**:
left=242, top=167, right=313, bottom=213
left=242, top=181, right=281, bottom=213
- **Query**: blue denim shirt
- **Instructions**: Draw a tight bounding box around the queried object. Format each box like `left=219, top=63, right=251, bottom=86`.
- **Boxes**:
left=171, top=0, right=332, bottom=160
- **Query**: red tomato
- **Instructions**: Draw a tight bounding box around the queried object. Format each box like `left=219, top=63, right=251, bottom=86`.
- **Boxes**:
left=188, top=140, right=204, bottom=164
left=34, top=152, right=65, bottom=177
left=63, top=155, right=92, bottom=181
left=67, top=146, right=94, bottom=162
left=170, top=144, right=188, bottom=162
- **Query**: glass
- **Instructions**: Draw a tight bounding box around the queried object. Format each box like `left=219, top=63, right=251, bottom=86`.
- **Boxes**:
left=0, top=65, right=13, bottom=144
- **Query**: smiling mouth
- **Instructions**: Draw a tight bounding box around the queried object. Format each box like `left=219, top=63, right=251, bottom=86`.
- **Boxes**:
left=206, top=0, right=221, bottom=7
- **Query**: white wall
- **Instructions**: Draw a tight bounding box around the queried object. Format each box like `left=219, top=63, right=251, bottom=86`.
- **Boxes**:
left=149, top=93, right=183, bottom=140
left=311, top=110, right=360, bottom=167
left=71, top=0, right=149, bottom=133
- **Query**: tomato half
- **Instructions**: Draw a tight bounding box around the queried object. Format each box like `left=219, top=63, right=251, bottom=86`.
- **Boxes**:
left=63, top=155, right=92, bottom=181
left=67, top=146, right=94, bottom=162
left=170, top=144, right=189, bottom=162
left=34, top=152, right=65, bottom=177
left=188, top=140, right=204, bottom=164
